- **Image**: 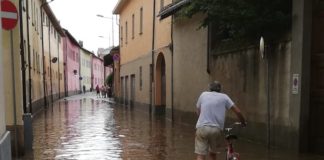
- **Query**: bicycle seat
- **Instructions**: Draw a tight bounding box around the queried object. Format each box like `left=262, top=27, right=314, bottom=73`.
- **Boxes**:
left=225, top=134, right=238, bottom=140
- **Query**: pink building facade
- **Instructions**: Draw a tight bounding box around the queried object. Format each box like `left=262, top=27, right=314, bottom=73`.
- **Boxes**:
left=63, top=30, right=81, bottom=96
left=91, top=55, right=104, bottom=89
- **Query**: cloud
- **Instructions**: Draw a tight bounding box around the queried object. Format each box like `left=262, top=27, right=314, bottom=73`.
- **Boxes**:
left=50, top=0, right=119, bottom=53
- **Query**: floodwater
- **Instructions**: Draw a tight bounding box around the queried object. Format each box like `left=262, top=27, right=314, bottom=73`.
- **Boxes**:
left=23, top=93, right=324, bottom=160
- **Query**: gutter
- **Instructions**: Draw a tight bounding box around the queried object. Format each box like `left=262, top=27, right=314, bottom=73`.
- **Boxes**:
left=151, top=0, right=157, bottom=112
left=26, top=0, right=32, bottom=113
left=19, top=0, right=27, bottom=114
left=41, top=2, right=47, bottom=107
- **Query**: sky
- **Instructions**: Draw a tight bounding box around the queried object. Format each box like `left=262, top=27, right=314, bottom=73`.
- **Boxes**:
left=50, top=0, right=119, bottom=54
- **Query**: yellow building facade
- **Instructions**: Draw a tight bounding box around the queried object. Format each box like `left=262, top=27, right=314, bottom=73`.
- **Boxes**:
left=80, top=48, right=92, bottom=91
left=1, top=0, right=65, bottom=156
left=43, top=5, right=65, bottom=103
left=0, top=5, right=12, bottom=158
left=2, top=0, right=25, bottom=155
left=114, top=0, right=173, bottom=114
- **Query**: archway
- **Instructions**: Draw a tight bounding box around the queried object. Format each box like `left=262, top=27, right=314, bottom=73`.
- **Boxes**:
left=155, top=53, right=166, bottom=113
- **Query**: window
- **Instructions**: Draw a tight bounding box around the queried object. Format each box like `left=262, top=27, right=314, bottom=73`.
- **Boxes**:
left=33, top=49, right=35, bottom=70
left=132, top=14, right=135, bottom=39
left=140, top=7, right=143, bottom=34
left=120, top=26, right=123, bottom=47
left=36, top=8, right=38, bottom=31
left=139, top=66, right=142, bottom=90
left=36, top=53, right=38, bottom=72
left=125, top=21, right=128, bottom=44
left=160, top=0, right=164, bottom=10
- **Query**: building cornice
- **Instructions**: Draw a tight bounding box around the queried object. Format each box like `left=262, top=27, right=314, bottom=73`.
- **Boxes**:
left=113, top=0, right=128, bottom=14
left=43, top=5, right=65, bottom=36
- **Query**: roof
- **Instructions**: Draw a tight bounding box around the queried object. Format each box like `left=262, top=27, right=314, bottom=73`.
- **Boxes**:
left=113, top=0, right=128, bottom=14
left=63, top=29, right=81, bottom=47
left=43, top=4, right=65, bottom=35
left=158, top=0, right=191, bottom=20
left=80, top=47, right=93, bottom=55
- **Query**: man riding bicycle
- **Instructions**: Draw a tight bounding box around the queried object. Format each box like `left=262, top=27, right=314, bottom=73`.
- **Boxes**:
left=195, top=81, right=247, bottom=160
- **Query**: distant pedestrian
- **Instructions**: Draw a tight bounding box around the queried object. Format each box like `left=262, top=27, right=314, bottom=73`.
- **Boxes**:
left=96, top=85, right=100, bottom=97
left=195, top=81, right=246, bottom=160
left=101, top=85, right=106, bottom=98
left=83, top=85, right=86, bottom=94
left=107, top=86, right=112, bottom=98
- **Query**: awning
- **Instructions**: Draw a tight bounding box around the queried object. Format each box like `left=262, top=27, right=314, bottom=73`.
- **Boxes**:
left=157, top=0, right=191, bottom=20
left=103, top=46, right=120, bottom=66
left=104, top=54, right=113, bottom=66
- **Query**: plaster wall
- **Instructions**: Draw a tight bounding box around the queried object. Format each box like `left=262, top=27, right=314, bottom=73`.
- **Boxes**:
left=118, top=0, right=153, bottom=64
left=63, top=37, right=80, bottom=94
left=29, top=0, right=44, bottom=105
left=173, top=12, right=299, bottom=149
left=80, top=49, right=92, bottom=90
left=2, top=0, right=24, bottom=126
left=120, top=53, right=151, bottom=104
left=173, top=14, right=210, bottom=113
left=0, top=1, right=5, bottom=136
left=155, top=0, right=172, bottom=49
left=59, top=37, right=64, bottom=96
left=92, top=57, right=104, bottom=87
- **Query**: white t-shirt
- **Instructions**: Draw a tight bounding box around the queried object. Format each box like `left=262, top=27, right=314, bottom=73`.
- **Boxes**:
left=196, top=91, right=234, bottom=129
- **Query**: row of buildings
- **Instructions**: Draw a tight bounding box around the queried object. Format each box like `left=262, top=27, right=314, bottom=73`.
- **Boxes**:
left=0, top=0, right=111, bottom=158
left=111, top=0, right=323, bottom=155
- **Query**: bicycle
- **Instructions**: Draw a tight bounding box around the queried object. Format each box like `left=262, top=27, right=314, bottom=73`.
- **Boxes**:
left=224, top=122, right=244, bottom=160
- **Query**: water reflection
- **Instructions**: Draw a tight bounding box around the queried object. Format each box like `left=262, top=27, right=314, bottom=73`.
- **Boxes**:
left=31, top=98, right=123, bottom=160
left=25, top=95, right=324, bottom=160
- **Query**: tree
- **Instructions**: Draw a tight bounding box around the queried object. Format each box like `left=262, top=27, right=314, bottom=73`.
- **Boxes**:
left=180, top=0, right=292, bottom=42
left=105, top=73, right=114, bottom=87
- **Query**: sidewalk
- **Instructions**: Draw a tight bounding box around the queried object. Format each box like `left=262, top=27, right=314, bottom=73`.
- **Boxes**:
left=62, top=91, right=115, bottom=104
left=222, top=140, right=324, bottom=160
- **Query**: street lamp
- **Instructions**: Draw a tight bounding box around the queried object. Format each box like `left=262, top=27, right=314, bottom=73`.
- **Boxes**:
left=96, top=14, right=115, bottom=47
left=98, top=35, right=111, bottom=47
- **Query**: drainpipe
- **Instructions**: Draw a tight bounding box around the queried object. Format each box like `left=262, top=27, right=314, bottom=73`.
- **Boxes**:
left=49, top=21, right=53, bottom=103
left=19, top=0, right=27, bottom=114
left=26, top=0, right=32, bottom=113
left=171, top=15, right=174, bottom=121
left=64, top=38, right=68, bottom=97
left=207, top=24, right=211, bottom=74
left=58, top=38, right=60, bottom=98
left=151, top=0, right=156, bottom=113
left=11, top=30, right=18, bottom=159
left=41, top=2, right=47, bottom=107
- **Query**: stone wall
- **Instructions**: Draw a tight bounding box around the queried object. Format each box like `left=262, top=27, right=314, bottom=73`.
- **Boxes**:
left=210, top=41, right=297, bottom=149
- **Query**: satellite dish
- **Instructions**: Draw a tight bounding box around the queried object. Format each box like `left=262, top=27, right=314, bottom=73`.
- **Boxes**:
left=51, top=57, right=58, bottom=63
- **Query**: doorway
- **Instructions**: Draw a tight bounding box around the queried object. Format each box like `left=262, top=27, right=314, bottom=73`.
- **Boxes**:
left=130, top=74, right=135, bottom=107
left=310, top=2, right=324, bottom=154
left=155, top=53, right=166, bottom=113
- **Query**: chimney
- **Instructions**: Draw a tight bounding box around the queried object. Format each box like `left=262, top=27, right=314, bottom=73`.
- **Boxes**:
left=79, top=41, right=83, bottom=47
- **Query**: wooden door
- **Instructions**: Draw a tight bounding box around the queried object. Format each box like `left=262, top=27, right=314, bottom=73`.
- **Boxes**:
left=310, top=8, right=324, bottom=154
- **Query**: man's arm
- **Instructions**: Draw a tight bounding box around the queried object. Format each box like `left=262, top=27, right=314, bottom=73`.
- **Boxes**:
left=230, top=105, right=247, bottom=126
left=196, top=107, right=200, bottom=116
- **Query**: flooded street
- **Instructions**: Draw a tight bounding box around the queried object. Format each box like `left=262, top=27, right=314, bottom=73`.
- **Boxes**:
left=23, top=93, right=324, bottom=160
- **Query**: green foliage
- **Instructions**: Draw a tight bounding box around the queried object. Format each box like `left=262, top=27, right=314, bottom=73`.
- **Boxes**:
left=105, top=73, right=114, bottom=87
left=180, top=0, right=292, bottom=41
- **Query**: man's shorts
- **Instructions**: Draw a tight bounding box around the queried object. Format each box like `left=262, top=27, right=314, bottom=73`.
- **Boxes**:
left=195, top=126, right=223, bottom=155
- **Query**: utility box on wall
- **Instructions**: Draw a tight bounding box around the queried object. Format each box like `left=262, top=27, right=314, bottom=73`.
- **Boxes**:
left=0, top=131, right=12, bottom=160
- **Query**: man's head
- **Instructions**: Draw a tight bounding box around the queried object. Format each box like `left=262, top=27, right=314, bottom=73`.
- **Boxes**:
left=209, top=81, right=221, bottom=92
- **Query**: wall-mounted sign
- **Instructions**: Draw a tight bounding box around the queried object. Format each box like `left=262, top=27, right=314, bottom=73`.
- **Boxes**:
left=1, top=1, right=18, bottom=30
left=292, top=74, right=299, bottom=94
